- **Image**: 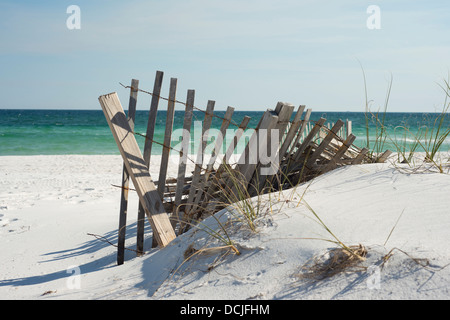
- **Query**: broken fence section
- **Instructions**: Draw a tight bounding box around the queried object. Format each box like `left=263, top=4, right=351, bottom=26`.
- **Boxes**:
left=99, top=70, right=391, bottom=265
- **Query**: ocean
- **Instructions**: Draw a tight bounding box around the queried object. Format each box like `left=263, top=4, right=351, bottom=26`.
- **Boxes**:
left=1, top=109, right=449, bottom=156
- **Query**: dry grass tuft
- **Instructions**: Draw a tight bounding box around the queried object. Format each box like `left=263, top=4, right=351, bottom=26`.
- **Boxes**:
left=297, top=244, right=368, bottom=280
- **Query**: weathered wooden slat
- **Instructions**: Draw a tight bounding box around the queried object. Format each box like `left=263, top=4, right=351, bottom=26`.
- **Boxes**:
left=273, top=103, right=295, bottom=152
left=281, top=117, right=326, bottom=181
left=150, top=77, right=178, bottom=248
left=191, top=106, right=234, bottom=209
left=180, top=100, right=215, bottom=230
left=99, top=92, right=176, bottom=248
left=305, top=120, right=344, bottom=168
left=377, top=150, right=392, bottom=163
left=233, top=111, right=266, bottom=176
left=172, top=89, right=195, bottom=229
left=202, top=116, right=252, bottom=215
left=117, top=78, right=139, bottom=265
left=221, top=116, right=251, bottom=167
left=264, top=105, right=305, bottom=189
left=157, top=78, right=178, bottom=200
left=320, top=134, right=356, bottom=174
left=292, top=117, right=326, bottom=162
left=352, top=147, right=369, bottom=164
left=346, top=120, right=352, bottom=138
left=287, top=108, right=312, bottom=156
left=143, top=71, right=164, bottom=165
left=252, top=103, right=294, bottom=194
left=232, top=110, right=279, bottom=198
left=205, top=106, right=235, bottom=181
left=279, top=105, right=306, bottom=159
left=137, top=70, right=164, bottom=255
left=274, top=102, right=295, bottom=139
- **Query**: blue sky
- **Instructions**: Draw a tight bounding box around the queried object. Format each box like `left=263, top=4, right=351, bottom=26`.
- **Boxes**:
left=0, top=0, right=449, bottom=112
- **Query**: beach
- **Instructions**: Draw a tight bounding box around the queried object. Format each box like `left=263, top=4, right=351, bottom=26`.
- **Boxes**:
left=1, top=154, right=449, bottom=300
left=2, top=0, right=450, bottom=305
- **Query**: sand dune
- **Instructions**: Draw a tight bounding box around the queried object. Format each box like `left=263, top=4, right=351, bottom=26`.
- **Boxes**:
left=0, top=154, right=449, bottom=300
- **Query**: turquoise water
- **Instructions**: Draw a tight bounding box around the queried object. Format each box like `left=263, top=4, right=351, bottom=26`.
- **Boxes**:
left=1, top=109, right=449, bottom=155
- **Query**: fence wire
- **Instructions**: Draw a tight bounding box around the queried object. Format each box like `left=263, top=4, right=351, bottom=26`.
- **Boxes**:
left=118, top=81, right=350, bottom=143
left=117, top=81, right=359, bottom=171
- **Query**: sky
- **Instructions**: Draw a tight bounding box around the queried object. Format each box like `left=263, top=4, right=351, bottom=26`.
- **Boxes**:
left=0, top=0, right=449, bottom=112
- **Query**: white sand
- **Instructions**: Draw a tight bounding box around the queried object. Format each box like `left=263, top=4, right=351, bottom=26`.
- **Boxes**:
left=1, top=154, right=450, bottom=300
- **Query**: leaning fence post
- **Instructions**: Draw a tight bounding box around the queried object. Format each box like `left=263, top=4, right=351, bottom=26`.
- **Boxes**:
left=157, top=78, right=178, bottom=200
left=99, top=92, right=176, bottom=249
left=172, top=89, right=195, bottom=230
left=150, top=77, right=178, bottom=248
left=117, top=78, right=138, bottom=265
left=136, top=70, right=163, bottom=256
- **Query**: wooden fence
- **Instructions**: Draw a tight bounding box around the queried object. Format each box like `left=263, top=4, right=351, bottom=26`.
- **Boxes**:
left=99, top=70, right=391, bottom=265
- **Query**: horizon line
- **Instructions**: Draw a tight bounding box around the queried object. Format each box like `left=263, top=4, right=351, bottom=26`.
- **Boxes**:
left=0, top=107, right=446, bottom=114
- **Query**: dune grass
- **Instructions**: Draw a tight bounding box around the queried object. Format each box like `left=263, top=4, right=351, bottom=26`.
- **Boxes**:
left=360, top=65, right=450, bottom=170
left=388, top=79, right=450, bottom=172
